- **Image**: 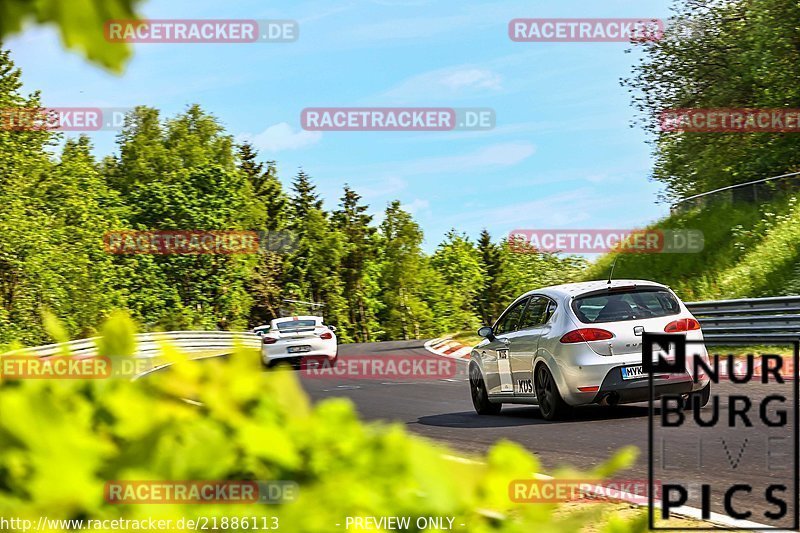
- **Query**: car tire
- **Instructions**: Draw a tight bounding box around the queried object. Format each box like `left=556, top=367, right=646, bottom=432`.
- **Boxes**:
left=687, top=382, right=711, bottom=409
left=534, top=364, right=570, bottom=421
left=698, top=382, right=711, bottom=407
left=470, top=364, right=501, bottom=415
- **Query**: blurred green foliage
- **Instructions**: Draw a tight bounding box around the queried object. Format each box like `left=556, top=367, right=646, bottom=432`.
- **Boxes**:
left=0, top=0, right=143, bottom=71
left=0, top=313, right=645, bottom=532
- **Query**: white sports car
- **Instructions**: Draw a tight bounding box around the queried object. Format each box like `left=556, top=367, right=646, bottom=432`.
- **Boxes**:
left=257, top=316, right=338, bottom=368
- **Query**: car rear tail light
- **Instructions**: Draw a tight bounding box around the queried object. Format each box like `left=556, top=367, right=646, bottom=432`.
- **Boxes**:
left=664, top=318, right=701, bottom=333
left=262, top=336, right=278, bottom=344
left=320, top=331, right=333, bottom=340
left=577, top=386, right=599, bottom=392
left=559, top=328, right=614, bottom=343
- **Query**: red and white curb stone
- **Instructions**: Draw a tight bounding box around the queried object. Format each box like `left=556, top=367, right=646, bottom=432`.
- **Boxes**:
left=424, top=337, right=472, bottom=360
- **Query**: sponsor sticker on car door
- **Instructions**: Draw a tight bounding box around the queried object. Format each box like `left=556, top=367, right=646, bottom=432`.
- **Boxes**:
left=497, top=348, right=514, bottom=392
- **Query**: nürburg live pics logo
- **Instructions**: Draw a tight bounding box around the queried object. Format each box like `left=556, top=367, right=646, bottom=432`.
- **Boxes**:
left=644, top=333, right=799, bottom=530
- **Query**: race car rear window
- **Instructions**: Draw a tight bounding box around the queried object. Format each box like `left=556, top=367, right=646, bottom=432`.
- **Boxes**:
left=572, top=289, right=681, bottom=323
left=276, top=320, right=317, bottom=330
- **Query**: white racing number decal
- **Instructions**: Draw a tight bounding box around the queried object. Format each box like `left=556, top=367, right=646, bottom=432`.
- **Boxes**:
left=516, top=378, right=533, bottom=394
left=497, top=349, right=514, bottom=392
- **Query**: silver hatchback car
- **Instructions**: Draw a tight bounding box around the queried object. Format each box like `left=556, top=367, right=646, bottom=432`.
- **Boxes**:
left=469, top=280, right=711, bottom=420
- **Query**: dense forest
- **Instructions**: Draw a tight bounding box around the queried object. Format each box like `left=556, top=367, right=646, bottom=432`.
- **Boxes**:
left=0, top=50, right=585, bottom=347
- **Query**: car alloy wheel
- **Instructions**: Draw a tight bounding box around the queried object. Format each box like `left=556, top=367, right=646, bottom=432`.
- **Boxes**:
left=535, top=365, right=569, bottom=421
left=469, top=364, right=501, bottom=415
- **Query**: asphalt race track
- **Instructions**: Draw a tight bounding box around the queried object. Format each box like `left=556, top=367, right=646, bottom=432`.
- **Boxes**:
left=298, top=340, right=798, bottom=529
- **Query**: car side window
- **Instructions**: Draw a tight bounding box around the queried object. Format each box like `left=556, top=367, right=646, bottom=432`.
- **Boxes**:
left=518, top=296, right=549, bottom=330
left=495, top=298, right=528, bottom=335
left=545, top=300, right=558, bottom=322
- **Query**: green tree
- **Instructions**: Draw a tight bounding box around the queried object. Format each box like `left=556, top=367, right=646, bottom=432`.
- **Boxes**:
left=111, top=106, right=257, bottom=330
left=376, top=202, right=433, bottom=340
left=281, top=172, right=349, bottom=336
left=498, top=239, right=587, bottom=302
left=0, top=52, right=124, bottom=344
left=475, top=229, right=506, bottom=325
left=331, top=185, right=377, bottom=342
left=625, top=0, right=800, bottom=200
left=238, top=143, right=289, bottom=326
left=111, top=106, right=171, bottom=193
left=289, top=170, right=323, bottom=225
left=429, top=230, right=483, bottom=333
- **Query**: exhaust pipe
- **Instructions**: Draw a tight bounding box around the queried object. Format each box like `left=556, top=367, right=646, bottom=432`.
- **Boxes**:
left=599, top=392, right=620, bottom=407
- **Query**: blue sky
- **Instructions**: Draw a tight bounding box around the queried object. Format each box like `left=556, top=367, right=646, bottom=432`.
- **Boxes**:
left=7, top=0, right=674, bottom=253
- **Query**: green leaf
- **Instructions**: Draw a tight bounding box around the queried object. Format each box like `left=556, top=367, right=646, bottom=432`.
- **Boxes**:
left=0, top=0, right=142, bottom=72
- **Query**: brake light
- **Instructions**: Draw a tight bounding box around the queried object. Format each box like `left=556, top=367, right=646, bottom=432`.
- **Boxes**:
left=560, top=328, right=614, bottom=343
left=320, top=331, right=333, bottom=340
left=262, top=336, right=278, bottom=344
left=664, top=318, right=701, bottom=333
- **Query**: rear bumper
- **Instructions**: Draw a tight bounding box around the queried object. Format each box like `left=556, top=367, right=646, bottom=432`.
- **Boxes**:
left=592, top=366, right=708, bottom=404
left=262, top=353, right=338, bottom=368
left=262, top=341, right=337, bottom=362
left=556, top=340, right=710, bottom=405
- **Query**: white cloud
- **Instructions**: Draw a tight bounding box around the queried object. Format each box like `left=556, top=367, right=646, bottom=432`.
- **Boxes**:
left=381, top=66, right=502, bottom=102
left=440, top=68, right=502, bottom=91
left=319, top=141, right=536, bottom=182
left=358, top=176, right=408, bottom=199
left=401, top=198, right=430, bottom=214
left=238, top=122, right=322, bottom=153
left=404, top=141, right=535, bottom=174
left=457, top=189, right=598, bottom=227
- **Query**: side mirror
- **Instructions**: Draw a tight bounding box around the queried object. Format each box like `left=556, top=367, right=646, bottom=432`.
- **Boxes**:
left=328, top=325, right=337, bottom=332
left=477, top=326, right=494, bottom=339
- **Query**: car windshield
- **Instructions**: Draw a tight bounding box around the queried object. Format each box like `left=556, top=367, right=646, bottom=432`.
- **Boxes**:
left=276, top=319, right=317, bottom=331
left=572, top=289, right=681, bottom=323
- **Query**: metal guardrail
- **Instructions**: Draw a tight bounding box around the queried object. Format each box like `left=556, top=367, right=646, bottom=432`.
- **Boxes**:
left=3, top=331, right=261, bottom=358
left=686, top=296, right=800, bottom=343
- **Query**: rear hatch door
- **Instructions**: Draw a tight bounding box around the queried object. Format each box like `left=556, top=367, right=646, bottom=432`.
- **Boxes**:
left=569, top=286, right=685, bottom=356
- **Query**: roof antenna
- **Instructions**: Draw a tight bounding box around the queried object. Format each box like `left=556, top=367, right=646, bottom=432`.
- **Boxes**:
left=607, top=255, right=620, bottom=286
